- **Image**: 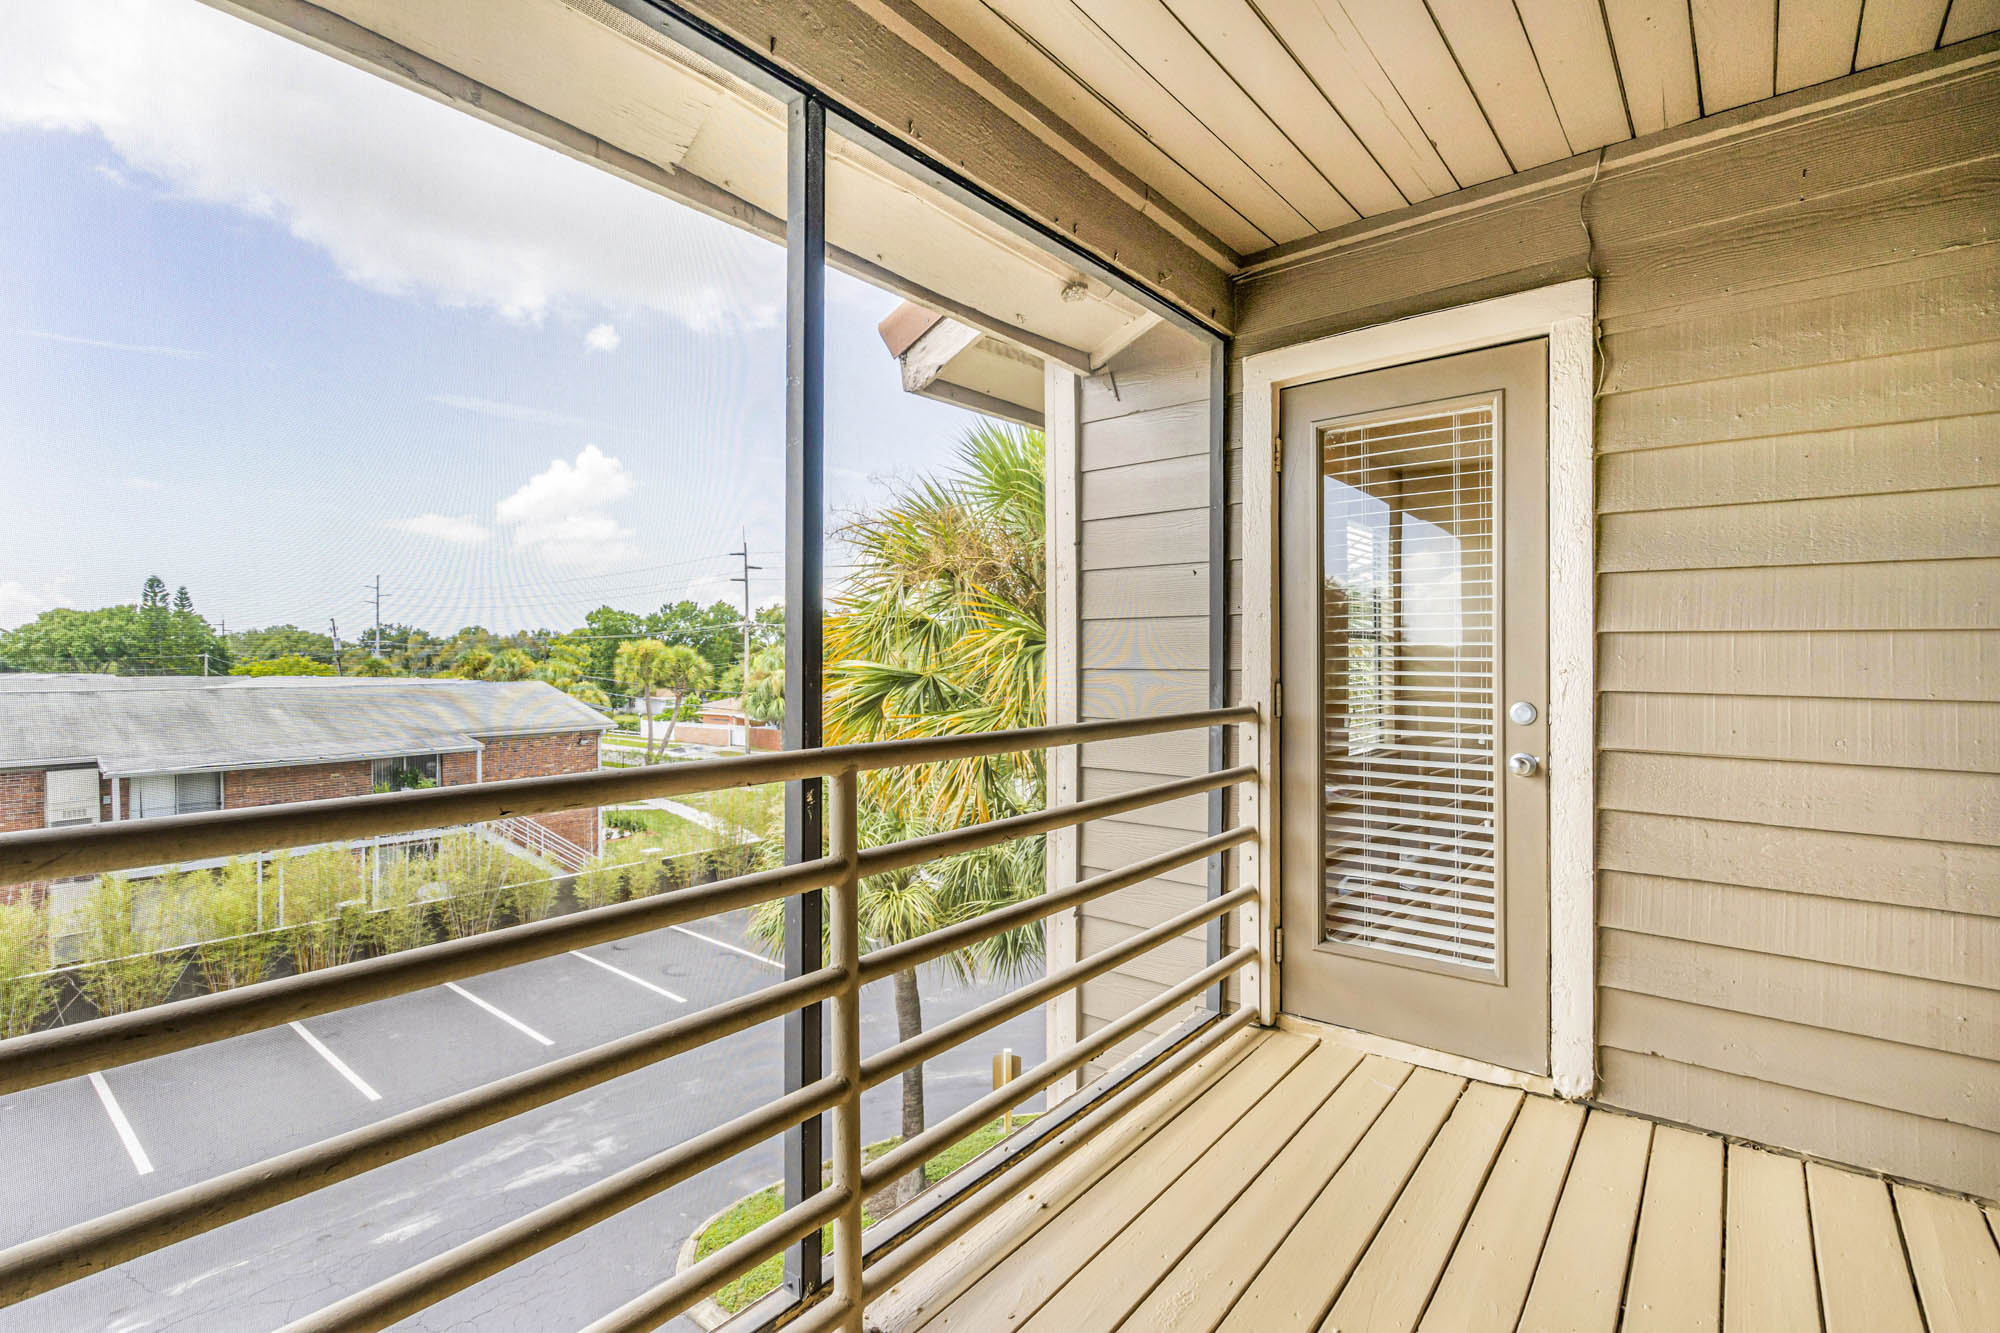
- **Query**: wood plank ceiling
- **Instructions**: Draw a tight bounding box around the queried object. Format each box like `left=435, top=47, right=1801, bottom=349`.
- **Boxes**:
left=915, top=0, right=2000, bottom=259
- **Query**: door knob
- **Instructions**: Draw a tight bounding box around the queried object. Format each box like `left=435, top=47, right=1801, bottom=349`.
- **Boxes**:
left=1507, top=752, right=1542, bottom=778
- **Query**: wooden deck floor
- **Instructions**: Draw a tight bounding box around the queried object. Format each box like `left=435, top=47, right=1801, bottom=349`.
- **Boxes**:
left=875, top=1026, right=2000, bottom=1333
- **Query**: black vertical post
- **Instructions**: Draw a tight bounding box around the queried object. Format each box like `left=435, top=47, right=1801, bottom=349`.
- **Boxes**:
left=1205, top=338, right=1228, bottom=1013
left=782, top=93, right=827, bottom=1300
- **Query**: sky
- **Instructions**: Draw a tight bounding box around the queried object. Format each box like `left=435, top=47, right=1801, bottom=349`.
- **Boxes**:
left=0, top=0, right=985, bottom=638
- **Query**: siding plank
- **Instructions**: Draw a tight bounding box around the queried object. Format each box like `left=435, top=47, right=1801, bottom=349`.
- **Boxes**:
left=1334, top=0, right=1514, bottom=185
left=1598, top=692, right=2000, bottom=772
left=1597, top=631, right=2000, bottom=702
left=1722, top=1147, right=1820, bottom=1333
left=1807, top=1164, right=1927, bottom=1333
left=1690, top=0, right=1777, bottom=112
left=1777, top=0, right=1865, bottom=93
left=1598, top=488, right=2000, bottom=571
left=1600, top=987, right=2000, bottom=1130
left=1600, top=1049, right=2000, bottom=1202
left=1080, top=565, right=1208, bottom=621
left=1513, top=0, right=1632, bottom=149
left=1597, top=809, right=2000, bottom=916
left=1854, top=0, right=1952, bottom=65
left=1600, top=268, right=2000, bottom=394
left=1600, top=341, right=2000, bottom=451
left=1621, top=1126, right=1724, bottom=1333
left=1424, top=0, right=1574, bottom=167
left=1600, top=871, right=2000, bottom=990
left=1080, top=453, right=1208, bottom=519
left=1081, top=617, right=1209, bottom=673
left=1599, top=751, right=2000, bottom=843
left=1599, top=928, right=2000, bottom=1060
left=1599, top=560, right=2000, bottom=632
left=1602, top=0, right=1701, bottom=134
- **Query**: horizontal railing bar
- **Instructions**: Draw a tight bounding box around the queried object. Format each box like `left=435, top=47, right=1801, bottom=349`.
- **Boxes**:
left=863, top=944, right=1256, bottom=1190
left=0, top=966, right=844, bottom=1306
left=860, top=884, right=1257, bottom=1092
left=861, top=1007, right=1257, bottom=1298
left=579, top=1185, right=852, bottom=1333
left=854, top=766, right=1254, bottom=880
left=0, top=856, right=839, bottom=1096
left=278, top=1074, right=853, bottom=1333
left=0, top=707, right=1253, bottom=886
left=858, top=826, right=1253, bottom=987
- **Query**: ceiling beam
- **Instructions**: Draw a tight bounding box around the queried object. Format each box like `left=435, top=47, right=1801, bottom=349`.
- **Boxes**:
left=653, top=0, right=1238, bottom=332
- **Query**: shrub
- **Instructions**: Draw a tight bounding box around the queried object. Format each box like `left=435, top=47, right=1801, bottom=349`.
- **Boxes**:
left=75, top=872, right=190, bottom=1015
left=433, top=832, right=513, bottom=939
left=574, top=841, right=655, bottom=912
left=279, top=845, right=368, bottom=972
left=192, top=858, right=275, bottom=992
left=0, top=899, right=54, bottom=1037
left=369, top=857, right=436, bottom=956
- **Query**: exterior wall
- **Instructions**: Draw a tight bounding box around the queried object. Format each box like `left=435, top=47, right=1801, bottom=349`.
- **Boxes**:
left=1230, top=56, right=2000, bottom=1197
left=1062, top=321, right=1221, bottom=1076
left=477, top=731, right=601, bottom=854
left=224, top=760, right=375, bottom=808
left=0, top=770, right=45, bottom=836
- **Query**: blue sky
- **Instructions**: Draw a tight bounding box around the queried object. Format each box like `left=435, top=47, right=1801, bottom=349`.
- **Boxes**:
left=0, top=0, right=982, bottom=635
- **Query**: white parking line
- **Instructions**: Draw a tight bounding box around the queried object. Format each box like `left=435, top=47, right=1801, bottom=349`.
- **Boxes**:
left=569, top=950, right=686, bottom=1002
left=87, top=1072, right=153, bottom=1176
left=290, top=1021, right=382, bottom=1101
left=444, top=981, right=553, bottom=1046
left=670, top=924, right=783, bottom=969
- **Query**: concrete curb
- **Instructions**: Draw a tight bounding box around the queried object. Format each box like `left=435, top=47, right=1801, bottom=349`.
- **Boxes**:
left=673, top=1179, right=784, bottom=1331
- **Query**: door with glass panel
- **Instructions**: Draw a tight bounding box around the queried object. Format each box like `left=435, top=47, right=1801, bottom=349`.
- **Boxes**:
left=1278, top=340, right=1549, bottom=1075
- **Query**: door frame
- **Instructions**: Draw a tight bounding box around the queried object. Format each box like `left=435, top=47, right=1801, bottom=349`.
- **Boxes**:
left=1241, top=279, right=1598, bottom=1097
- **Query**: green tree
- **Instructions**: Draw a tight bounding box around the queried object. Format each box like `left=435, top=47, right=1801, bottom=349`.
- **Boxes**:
left=743, top=645, right=785, bottom=726
left=581, top=607, right=644, bottom=702
left=749, top=422, right=1049, bottom=1208
left=646, top=600, right=741, bottom=676
left=616, top=639, right=710, bottom=760
left=1, top=601, right=227, bottom=676
left=228, top=624, right=336, bottom=666
left=230, top=653, right=336, bottom=677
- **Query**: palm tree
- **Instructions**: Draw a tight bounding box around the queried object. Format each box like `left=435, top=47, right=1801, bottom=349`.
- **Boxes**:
left=616, top=639, right=711, bottom=761
left=653, top=644, right=712, bottom=749
left=750, top=421, right=1049, bottom=1209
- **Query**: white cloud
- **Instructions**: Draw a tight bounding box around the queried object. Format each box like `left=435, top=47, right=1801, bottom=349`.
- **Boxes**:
left=428, top=393, right=628, bottom=433
left=123, top=475, right=164, bottom=490
left=583, top=323, right=620, bottom=353
left=16, top=328, right=199, bottom=359
left=389, top=513, right=491, bottom=545
left=495, top=445, right=638, bottom=570
left=0, top=580, right=66, bottom=629
left=0, top=0, right=782, bottom=329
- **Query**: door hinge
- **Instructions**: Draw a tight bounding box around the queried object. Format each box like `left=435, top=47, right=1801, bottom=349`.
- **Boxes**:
left=1273, top=927, right=1284, bottom=965
left=1272, top=679, right=1283, bottom=720
left=1272, top=435, right=1283, bottom=474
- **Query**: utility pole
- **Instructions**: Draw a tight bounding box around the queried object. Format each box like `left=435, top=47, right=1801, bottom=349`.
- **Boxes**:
left=367, top=576, right=385, bottom=658
left=330, top=618, right=344, bottom=676
left=730, top=532, right=762, bottom=688
left=200, top=651, right=209, bottom=677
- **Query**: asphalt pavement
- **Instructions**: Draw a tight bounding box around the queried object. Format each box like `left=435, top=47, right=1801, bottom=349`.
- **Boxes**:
left=0, top=909, right=1046, bottom=1332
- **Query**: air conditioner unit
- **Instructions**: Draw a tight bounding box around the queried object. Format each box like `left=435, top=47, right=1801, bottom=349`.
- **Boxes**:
left=45, top=767, right=102, bottom=827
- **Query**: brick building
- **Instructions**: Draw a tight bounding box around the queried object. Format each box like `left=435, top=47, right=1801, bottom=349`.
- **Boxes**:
left=0, top=675, right=611, bottom=899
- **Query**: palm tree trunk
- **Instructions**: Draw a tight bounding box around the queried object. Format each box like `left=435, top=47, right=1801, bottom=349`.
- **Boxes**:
left=663, top=690, right=680, bottom=745
left=892, top=967, right=926, bottom=1208
left=640, top=687, right=658, bottom=762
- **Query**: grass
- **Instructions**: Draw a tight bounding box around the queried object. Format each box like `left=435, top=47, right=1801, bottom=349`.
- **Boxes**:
left=603, top=808, right=709, bottom=841
left=694, top=1114, right=1036, bottom=1314
left=676, top=783, right=782, bottom=838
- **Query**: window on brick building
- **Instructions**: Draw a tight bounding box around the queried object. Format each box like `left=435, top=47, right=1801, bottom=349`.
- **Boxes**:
left=371, top=754, right=440, bottom=792
left=132, top=771, right=222, bottom=818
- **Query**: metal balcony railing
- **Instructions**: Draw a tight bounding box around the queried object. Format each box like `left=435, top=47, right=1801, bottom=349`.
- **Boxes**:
left=0, top=705, right=1260, bottom=1333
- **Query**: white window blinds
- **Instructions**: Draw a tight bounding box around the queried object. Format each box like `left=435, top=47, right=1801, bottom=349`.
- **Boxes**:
left=1321, top=403, right=1497, bottom=971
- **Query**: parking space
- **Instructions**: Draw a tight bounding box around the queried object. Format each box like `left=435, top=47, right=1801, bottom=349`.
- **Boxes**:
left=0, top=908, right=1051, bottom=1332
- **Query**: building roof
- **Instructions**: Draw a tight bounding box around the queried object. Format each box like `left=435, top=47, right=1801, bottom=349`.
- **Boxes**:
left=0, top=675, right=611, bottom=778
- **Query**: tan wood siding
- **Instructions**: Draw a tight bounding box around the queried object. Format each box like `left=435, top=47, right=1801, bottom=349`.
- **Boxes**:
left=1232, top=57, right=2000, bottom=1196
left=1072, top=321, right=1219, bottom=1078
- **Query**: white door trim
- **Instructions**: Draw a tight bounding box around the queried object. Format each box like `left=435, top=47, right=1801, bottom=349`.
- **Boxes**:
left=1242, top=278, right=1597, bottom=1098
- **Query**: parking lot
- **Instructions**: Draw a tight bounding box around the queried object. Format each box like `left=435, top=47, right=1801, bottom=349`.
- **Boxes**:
left=0, top=910, right=1046, bottom=1332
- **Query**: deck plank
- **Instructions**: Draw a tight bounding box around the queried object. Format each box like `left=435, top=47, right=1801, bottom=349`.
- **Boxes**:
left=1015, top=1041, right=1366, bottom=1330
left=1621, top=1126, right=1724, bottom=1333
left=1895, top=1183, right=2000, bottom=1333
left=1114, top=1055, right=1412, bottom=1332
left=917, top=1030, right=1319, bottom=1332
left=1516, top=1109, right=1653, bottom=1332
left=875, top=1025, right=1268, bottom=1329
left=1215, top=1068, right=1467, bottom=1332
left=1418, top=1096, right=1587, bottom=1332
left=1318, top=1083, right=1525, bottom=1332
left=1722, top=1146, right=1820, bottom=1332
left=1806, top=1163, right=1924, bottom=1333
